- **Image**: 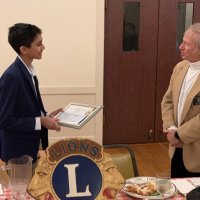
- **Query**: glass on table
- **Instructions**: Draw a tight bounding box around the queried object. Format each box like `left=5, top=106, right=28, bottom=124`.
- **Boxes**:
left=1, top=155, right=33, bottom=200
left=156, top=172, right=172, bottom=195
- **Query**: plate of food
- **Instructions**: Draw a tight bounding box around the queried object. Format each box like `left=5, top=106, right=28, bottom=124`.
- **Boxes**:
left=122, top=177, right=177, bottom=199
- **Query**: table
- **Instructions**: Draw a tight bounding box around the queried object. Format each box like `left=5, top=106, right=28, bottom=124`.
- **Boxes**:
left=114, top=177, right=200, bottom=200
left=0, top=181, right=194, bottom=200
left=0, top=187, right=34, bottom=200
left=0, top=186, right=186, bottom=200
left=0, top=187, right=54, bottom=200
left=115, top=191, right=185, bottom=200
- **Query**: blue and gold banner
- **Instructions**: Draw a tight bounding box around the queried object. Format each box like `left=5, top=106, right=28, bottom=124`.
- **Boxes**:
left=28, top=138, right=124, bottom=200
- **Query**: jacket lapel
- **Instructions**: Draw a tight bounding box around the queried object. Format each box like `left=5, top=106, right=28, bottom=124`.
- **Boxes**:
left=180, top=75, right=200, bottom=124
left=15, top=57, right=38, bottom=101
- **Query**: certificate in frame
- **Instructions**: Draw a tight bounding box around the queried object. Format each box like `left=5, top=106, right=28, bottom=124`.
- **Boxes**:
left=55, top=102, right=103, bottom=129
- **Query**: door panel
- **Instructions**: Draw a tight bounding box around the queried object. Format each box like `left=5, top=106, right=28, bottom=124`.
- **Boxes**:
left=104, top=0, right=159, bottom=144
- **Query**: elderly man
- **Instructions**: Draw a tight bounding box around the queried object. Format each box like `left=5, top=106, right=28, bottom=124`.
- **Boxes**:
left=161, top=23, right=200, bottom=178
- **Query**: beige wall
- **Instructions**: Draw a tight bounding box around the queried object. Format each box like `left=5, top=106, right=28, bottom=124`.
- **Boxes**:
left=0, top=0, right=104, bottom=144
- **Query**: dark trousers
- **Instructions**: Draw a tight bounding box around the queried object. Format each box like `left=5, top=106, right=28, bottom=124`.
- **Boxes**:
left=171, top=148, right=200, bottom=178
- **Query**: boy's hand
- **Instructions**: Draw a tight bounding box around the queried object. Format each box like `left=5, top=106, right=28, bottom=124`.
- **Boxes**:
left=49, top=108, right=63, bottom=118
left=40, top=116, right=61, bottom=131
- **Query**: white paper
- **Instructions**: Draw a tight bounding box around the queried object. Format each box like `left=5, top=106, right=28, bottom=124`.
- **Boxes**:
left=0, top=184, right=3, bottom=195
left=57, top=104, right=95, bottom=125
left=55, top=103, right=103, bottom=129
left=171, top=179, right=195, bottom=194
left=57, top=112, right=86, bottom=125
left=65, top=105, right=94, bottom=116
left=188, top=177, right=200, bottom=187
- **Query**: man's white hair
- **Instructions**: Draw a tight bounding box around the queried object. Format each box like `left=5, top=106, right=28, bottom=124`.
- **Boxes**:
left=185, top=23, right=200, bottom=49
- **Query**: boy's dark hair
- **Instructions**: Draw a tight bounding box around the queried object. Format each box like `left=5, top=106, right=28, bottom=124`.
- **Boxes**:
left=8, top=23, right=42, bottom=55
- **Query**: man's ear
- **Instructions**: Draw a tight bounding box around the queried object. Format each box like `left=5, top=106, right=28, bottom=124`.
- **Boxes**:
left=19, top=46, right=28, bottom=55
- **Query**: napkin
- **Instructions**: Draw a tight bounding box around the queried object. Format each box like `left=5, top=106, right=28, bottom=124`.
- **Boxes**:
left=171, top=179, right=195, bottom=194
left=0, top=184, right=3, bottom=195
left=188, top=177, right=200, bottom=187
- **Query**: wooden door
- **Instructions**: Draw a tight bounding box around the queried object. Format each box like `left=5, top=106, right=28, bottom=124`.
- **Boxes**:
left=104, top=0, right=200, bottom=144
left=104, top=0, right=159, bottom=144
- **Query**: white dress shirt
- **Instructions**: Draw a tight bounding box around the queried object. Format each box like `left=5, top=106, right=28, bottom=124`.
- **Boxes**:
left=18, top=56, right=42, bottom=130
left=177, top=60, right=200, bottom=126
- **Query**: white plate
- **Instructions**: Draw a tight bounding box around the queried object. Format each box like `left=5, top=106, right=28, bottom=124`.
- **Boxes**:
left=122, top=177, right=177, bottom=199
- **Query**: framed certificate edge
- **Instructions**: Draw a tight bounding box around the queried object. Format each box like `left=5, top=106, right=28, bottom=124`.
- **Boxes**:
left=55, top=102, right=103, bottom=129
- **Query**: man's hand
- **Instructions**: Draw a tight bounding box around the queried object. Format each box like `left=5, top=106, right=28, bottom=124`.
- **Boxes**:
left=40, top=116, right=61, bottom=131
left=171, top=140, right=183, bottom=148
left=166, top=129, right=180, bottom=146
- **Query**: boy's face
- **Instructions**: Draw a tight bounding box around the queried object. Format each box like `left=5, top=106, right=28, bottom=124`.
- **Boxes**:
left=23, top=34, right=45, bottom=60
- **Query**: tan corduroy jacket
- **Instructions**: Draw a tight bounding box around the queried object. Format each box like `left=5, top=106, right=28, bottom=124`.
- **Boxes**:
left=161, top=60, right=200, bottom=172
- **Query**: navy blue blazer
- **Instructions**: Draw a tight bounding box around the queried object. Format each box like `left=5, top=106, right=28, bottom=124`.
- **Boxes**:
left=0, top=57, right=48, bottom=163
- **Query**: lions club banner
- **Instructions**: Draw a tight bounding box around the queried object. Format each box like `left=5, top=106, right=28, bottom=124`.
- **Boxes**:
left=28, top=138, right=124, bottom=200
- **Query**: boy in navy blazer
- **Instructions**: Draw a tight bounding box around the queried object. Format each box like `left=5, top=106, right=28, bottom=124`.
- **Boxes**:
left=0, top=23, right=62, bottom=163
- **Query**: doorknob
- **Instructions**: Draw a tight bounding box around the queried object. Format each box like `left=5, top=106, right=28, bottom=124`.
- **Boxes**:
left=148, top=129, right=154, bottom=140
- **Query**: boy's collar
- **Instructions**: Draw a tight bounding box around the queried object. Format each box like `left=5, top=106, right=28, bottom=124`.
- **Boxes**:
left=17, top=55, right=36, bottom=76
